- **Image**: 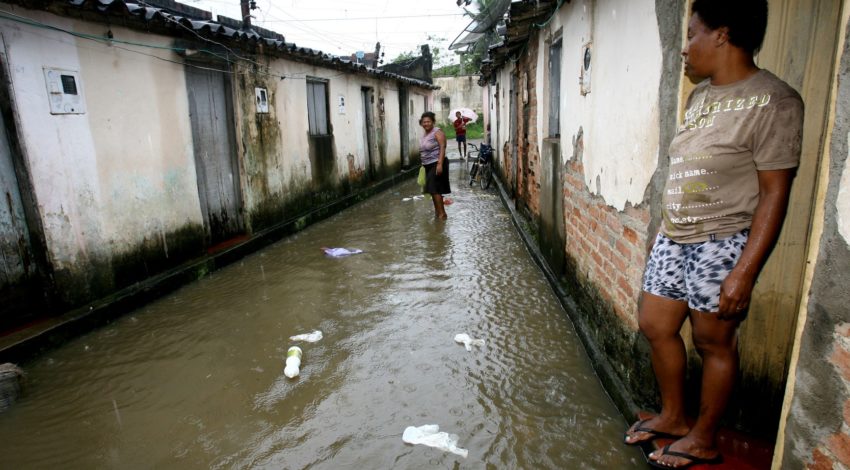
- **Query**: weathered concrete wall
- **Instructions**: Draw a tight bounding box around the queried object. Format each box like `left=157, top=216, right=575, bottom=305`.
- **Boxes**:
left=433, top=76, right=483, bottom=124
left=0, top=11, right=206, bottom=305
left=0, top=5, right=431, bottom=326
left=491, top=65, right=514, bottom=184
left=234, top=60, right=406, bottom=231
left=781, top=11, right=850, bottom=468
left=544, top=0, right=663, bottom=211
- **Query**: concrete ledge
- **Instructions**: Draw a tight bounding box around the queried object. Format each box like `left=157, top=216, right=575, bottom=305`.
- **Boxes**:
left=0, top=168, right=418, bottom=364
left=492, top=175, right=639, bottom=423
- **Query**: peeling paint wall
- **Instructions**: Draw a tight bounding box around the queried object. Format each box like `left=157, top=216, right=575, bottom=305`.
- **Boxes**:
left=0, top=10, right=206, bottom=303
left=0, top=6, right=431, bottom=316
left=546, top=0, right=662, bottom=211
left=838, top=139, right=850, bottom=243
left=491, top=65, right=514, bottom=181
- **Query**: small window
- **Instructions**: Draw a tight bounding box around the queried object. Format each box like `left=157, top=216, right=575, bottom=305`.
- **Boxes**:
left=61, top=75, right=78, bottom=95
left=440, top=96, right=450, bottom=110
left=306, top=79, right=330, bottom=135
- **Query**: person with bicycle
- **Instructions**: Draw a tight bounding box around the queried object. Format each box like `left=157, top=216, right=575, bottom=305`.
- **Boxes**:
left=419, top=112, right=450, bottom=220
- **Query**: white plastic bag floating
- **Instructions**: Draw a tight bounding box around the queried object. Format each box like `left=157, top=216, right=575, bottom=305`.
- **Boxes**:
left=322, top=247, right=364, bottom=257
left=402, top=424, right=468, bottom=458
left=454, top=333, right=485, bottom=352
left=289, top=330, right=323, bottom=343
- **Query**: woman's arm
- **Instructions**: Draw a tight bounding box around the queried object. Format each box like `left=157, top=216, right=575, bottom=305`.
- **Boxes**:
left=717, top=168, right=795, bottom=319
left=435, top=130, right=447, bottom=175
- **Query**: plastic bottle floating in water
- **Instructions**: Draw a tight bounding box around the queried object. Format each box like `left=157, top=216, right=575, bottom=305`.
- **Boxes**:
left=284, top=346, right=303, bottom=378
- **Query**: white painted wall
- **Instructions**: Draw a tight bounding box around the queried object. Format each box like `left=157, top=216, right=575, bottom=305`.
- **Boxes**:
left=838, top=131, right=850, bottom=243
left=409, top=91, right=430, bottom=157
left=496, top=65, right=514, bottom=166
left=0, top=11, right=202, bottom=269
left=546, top=0, right=663, bottom=210
left=1, top=7, right=429, bottom=276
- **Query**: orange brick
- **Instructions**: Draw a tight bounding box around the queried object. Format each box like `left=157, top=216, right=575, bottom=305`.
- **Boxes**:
left=618, top=275, right=636, bottom=300
left=843, top=400, right=850, bottom=426
left=616, top=239, right=633, bottom=257
left=591, top=249, right=604, bottom=268
left=810, top=447, right=834, bottom=470
left=612, top=254, right=628, bottom=273
left=828, top=432, right=850, bottom=466
left=830, top=344, right=850, bottom=382
left=624, top=226, right=639, bottom=245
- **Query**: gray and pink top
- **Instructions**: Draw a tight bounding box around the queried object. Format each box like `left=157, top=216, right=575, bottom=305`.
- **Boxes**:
left=419, top=127, right=442, bottom=165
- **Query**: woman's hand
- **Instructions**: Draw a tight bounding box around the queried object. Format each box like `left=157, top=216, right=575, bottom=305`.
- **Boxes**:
left=436, top=161, right=443, bottom=175
left=717, top=269, right=755, bottom=320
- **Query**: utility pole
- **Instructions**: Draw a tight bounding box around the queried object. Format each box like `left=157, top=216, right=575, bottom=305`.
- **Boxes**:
left=240, top=0, right=253, bottom=30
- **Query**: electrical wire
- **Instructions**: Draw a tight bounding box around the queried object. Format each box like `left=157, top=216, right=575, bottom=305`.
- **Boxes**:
left=260, top=13, right=464, bottom=22
left=0, top=8, right=348, bottom=81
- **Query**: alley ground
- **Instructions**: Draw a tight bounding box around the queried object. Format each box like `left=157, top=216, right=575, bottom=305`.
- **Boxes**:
left=0, top=156, right=645, bottom=468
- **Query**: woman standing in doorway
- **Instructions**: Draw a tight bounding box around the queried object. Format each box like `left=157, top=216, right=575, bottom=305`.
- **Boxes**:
left=419, top=111, right=450, bottom=219
left=624, top=0, right=803, bottom=468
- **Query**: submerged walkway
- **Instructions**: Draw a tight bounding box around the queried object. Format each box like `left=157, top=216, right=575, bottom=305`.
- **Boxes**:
left=0, top=162, right=645, bottom=468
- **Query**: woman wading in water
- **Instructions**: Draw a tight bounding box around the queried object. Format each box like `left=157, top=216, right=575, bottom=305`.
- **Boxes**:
left=419, top=111, right=450, bottom=219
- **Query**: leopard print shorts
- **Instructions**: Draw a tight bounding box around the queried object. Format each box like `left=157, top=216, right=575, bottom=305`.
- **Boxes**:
left=642, top=230, right=749, bottom=313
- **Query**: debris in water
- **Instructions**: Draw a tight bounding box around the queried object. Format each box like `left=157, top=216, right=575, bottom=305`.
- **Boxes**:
left=112, top=399, right=123, bottom=427
left=454, top=334, right=485, bottom=352
left=321, top=247, right=364, bottom=257
left=290, top=330, right=323, bottom=343
left=284, top=346, right=303, bottom=379
left=402, top=424, right=468, bottom=458
left=0, top=363, right=24, bottom=412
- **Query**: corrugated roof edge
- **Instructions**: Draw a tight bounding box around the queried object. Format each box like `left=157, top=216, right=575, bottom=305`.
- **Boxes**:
left=4, top=0, right=439, bottom=89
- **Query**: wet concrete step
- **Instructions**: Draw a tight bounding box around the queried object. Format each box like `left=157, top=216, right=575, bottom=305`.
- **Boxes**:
left=637, top=411, right=773, bottom=469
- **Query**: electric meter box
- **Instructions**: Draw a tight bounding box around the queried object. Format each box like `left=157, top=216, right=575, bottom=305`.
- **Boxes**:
left=43, top=68, right=86, bottom=115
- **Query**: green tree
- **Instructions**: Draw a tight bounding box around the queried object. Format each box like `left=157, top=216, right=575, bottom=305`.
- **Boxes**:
left=389, top=35, right=451, bottom=68
left=391, top=51, right=416, bottom=64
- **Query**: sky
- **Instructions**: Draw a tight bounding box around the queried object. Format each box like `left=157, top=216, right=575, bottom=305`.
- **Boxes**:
left=182, top=0, right=478, bottom=66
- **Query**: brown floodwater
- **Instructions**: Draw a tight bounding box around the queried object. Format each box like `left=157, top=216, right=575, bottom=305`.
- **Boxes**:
left=0, top=163, right=644, bottom=469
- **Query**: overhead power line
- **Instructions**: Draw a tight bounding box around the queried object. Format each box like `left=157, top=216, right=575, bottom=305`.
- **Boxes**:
left=260, top=13, right=464, bottom=23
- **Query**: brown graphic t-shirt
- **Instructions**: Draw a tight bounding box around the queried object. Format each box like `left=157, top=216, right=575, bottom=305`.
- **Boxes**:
left=662, top=70, right=804, bottom=243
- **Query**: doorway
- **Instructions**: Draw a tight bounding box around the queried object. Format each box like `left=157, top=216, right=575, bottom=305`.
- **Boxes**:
left=361, top=87, right=377, bottom=178
left=185, top=65, right=244, bottom=246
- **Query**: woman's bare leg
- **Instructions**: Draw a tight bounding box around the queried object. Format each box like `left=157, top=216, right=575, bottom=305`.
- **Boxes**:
left=649, top=310, right=739, bottom=466
left=432, top=194, right=447, bottom=219
left=625, top=292, right=691, bottom=444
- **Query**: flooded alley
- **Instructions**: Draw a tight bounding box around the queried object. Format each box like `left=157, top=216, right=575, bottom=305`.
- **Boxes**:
left=0, top=164, right=644, bottom=469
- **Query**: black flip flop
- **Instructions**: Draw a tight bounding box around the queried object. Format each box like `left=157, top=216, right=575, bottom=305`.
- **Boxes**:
left=647, top=444, right=723, bottom=468
left=624, top=419, right=686, bottom=446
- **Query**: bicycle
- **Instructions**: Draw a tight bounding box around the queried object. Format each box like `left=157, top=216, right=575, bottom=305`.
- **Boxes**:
left=467, top=143, right=493, bottom=189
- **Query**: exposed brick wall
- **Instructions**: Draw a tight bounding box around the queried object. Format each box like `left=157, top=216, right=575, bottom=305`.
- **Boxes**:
left=516, top=33, right=541, bottom=217
left=562, top=150, right=650, bottom=328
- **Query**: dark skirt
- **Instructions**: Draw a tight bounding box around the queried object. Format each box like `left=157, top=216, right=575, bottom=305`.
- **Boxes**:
left=424, top=160, right=451, bottom=195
